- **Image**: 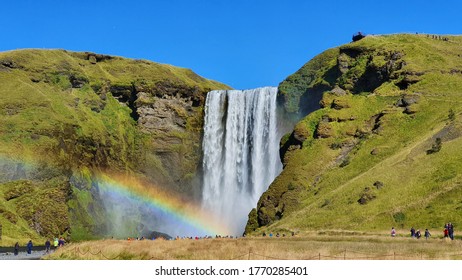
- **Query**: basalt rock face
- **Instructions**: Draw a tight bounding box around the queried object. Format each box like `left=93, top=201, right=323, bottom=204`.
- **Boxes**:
left=0, top=49, right=229, bottom=243
left=100, top=79, right=210, bottom=193
left=247, top=34, right=462, bottom=235
left=132, top=81, right=209, bottom=195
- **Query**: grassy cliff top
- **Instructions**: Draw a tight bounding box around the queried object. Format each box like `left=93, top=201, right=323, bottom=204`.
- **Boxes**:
left=278, top=34, right=462, bottom=114
left=0, top=49, right=228, bottom=91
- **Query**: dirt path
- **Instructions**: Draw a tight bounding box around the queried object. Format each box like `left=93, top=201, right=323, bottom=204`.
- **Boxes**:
left=0, top=250, right=52, bottom=260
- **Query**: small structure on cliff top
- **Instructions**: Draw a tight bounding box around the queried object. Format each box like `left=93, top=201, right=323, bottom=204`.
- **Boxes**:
left=352, top=32, right=366, bottom=42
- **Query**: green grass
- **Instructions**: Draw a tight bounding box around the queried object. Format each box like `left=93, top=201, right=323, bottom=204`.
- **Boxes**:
left=0, top=178, right=69, bottom=246
left=248, top=34, right=462, bottom=235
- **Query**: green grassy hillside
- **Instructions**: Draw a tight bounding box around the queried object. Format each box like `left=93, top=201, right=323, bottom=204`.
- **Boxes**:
left=0, top=49, right=229, bottom=245
left=246, top=34, right=462, bottom=235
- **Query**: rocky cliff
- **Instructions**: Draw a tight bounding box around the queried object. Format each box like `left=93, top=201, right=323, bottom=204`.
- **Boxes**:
left=246, top=34, right=462, bottom=234
left=0, top=49, right=229, bottom=243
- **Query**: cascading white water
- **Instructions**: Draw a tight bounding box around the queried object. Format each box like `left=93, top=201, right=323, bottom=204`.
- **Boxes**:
left=202, top=87, right=283, bottom=235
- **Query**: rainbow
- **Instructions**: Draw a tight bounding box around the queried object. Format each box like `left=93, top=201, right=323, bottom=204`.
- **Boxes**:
left=0, top=155, right=231, bottom=237
left=95, top=172, right=231, bottom=237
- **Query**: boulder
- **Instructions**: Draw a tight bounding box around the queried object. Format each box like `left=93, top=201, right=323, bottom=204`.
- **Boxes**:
left=69, top=74, right=88, bottom=88
left=88, top=55, right=97, bottom=64
left=337, top=54, right=350, bottom=74
left=331, top=99, right=350, bottom=110
left=396, top=94, right=420, bottom=113
left=0, top=59, right=20, bottom=69
left=331, top=86, right=347, bottom=96
left=293, top=123, right=311, bottom=143
left=402, top=94, right=420, bottom=106
left=404, top=105, right=418, bottom=114
left=396, top=75, right=422, bottom=90
left=315, top=122, right=333, bottom=138
left=357, top=187, right=376, bottom=205
left=373, top=181, right=384, bottom=189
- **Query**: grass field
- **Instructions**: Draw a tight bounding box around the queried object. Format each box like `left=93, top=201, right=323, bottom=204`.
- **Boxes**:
left=46, top=231, right=462, bottom=260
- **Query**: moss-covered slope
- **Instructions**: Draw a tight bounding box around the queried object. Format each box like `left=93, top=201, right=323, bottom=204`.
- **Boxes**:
left=0, top=49, right=229, bottom=244
left=246, top=34, right=462, bottom=234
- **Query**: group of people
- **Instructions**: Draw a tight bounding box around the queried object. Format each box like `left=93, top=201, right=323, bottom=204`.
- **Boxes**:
left=390, top=224, right=455, bottom=240
left=13, top=240, right=34, bottom=255
left=427, top=34, right=450, bottom=41
left=13, top=237, right=66, bottom=255
left=443, top=223, right=455, bottom=240
left=408, top=227, right=431, bottom=240
left=125, top=233, right=297, bottom=241
left=126, top=235, right=238, bottom=241
left=262, top=232, right=295, bottom=238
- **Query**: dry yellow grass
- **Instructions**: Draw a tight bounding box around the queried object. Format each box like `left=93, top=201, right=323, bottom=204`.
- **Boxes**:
left=45, top=233, right=462, bottom=260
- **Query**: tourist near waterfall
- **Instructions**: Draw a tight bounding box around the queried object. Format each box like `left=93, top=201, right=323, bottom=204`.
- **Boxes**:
left=26, top=240, right=33, bottom=254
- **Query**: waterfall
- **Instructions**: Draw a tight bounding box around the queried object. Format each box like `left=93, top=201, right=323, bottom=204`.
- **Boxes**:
left=201, top=87, right=283, bottom=235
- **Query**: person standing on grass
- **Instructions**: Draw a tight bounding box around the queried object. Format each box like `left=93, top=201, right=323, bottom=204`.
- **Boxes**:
left=444, top=223, right=449, bottom=238
left=58, top=237, right=65, bottom=247
left=448, top=223, right=454, bottom=240
left=425, top=229, right=431, bottom=240
left=391, top=227, right=396, bottom=237
left=410, top=227, right=415, bottom=238
left=416, top=229, right=421, bottom=239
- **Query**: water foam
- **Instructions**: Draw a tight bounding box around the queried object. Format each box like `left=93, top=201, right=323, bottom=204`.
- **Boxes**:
left=202, top=87, right=284, bottom=235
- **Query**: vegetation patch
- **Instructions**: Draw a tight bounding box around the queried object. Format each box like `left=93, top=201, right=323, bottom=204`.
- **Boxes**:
left=248, top=34, right=462, bottom=234
left=357, top=187, right=377, bottom=205
left=393, top=212, right=406, bottom=223
left=3, top=180, right=34, bottom=201
left=426, top=137, right=442, bottom=154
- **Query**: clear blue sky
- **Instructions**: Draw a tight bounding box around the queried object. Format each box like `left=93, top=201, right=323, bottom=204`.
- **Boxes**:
left=1, top=0, right=461, bottom=89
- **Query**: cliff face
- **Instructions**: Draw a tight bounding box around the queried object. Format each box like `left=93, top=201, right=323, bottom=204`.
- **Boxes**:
left=246, top=34, right=462, bottom=234
left=0, top=49, right=229, bottom=243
